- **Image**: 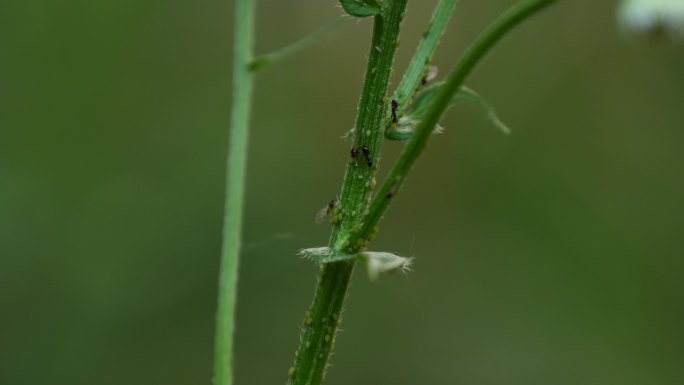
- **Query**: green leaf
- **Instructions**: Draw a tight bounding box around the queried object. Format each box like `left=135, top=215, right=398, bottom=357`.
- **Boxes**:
left=385, top=120, right=416, bottom=141
left=386, top=82, right=510, bottom=140
left=340, top=0, right=382, bottom=18
left=407, top=82, right=444, bottom=119
left=454, top=86, right=511, bottom=135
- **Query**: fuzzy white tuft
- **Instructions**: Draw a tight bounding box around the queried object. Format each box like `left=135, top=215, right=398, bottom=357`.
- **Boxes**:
left=618, top=0, right=684, bottom=38
left=361, top=251, right=414, bottom=281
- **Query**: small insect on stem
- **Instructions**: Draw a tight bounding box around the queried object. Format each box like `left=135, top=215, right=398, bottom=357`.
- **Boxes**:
left=315, top=198, right=339, bottom=225
left=421, top=65, right=439, bottom=86
left=350, top=145, right=360, bottom=167
left=361, top=146, right=372, bottom=167
left=385, top=183, right=399, bottom=199
left=390, top=99, right=399, bottom=124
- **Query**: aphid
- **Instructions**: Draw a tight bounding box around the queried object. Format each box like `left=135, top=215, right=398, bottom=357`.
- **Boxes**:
left=361, top=145, right=372, bottom=167
left=421, top=65, right=439, bottom=86
left=315, top=198, right=338, bottom=225
left=386, top=183, right=399, bottom=199
left=390, top=99, right=399, bottom=123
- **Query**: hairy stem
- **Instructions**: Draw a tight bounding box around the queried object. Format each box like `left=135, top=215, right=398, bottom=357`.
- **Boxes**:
left=391, top=0, right=459, bottom=113
left=214, top=0, right=254, bottom=384
left=359, top=0, right=558, bottom=243
left=288, top=1, right=409, bottom=384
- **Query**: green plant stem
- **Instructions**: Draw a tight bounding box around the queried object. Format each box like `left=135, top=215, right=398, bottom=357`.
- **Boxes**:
left=391, top=0, right=459, bottom=113
left=359, top=0, right=558, bottom=241
left=250, top=18, right=348, bottom=71
left=288, top=1, right=408, bottom=384
left=214, top=0, right=254, bottom=384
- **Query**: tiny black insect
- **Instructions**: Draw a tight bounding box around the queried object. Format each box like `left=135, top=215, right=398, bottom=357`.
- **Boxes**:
left=390, top=99, right=399, bottom=123
left=351, top=146, right=358, bottom=158
left=315, top=198, right=338, bottom=225
left=361, top=145, right=372, bottom=167
left=386, top=184, right=399, bottom=199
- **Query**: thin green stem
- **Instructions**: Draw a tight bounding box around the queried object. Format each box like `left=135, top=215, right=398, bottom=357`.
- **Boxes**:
left=288, top=1, right=408, bottom=384
left=391, top=0, right=459, bottom=113
left=250, top=18, right=348, bottom=71
left=359, top=0, right=558, bottom=240
left=214, top=0, right=254, bottom=384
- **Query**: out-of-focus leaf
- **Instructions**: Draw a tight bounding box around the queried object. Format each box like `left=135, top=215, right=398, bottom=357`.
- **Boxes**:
left=454, top=86, right=511, bottom=135
left=340, top=0, right=382, bottom=18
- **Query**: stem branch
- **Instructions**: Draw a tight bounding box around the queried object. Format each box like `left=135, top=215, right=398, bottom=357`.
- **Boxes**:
left=359, top=0, right=558, bottom=241
left=391, top=0, right=459, bottom=113
left=250, top=18, right=348, bottom=71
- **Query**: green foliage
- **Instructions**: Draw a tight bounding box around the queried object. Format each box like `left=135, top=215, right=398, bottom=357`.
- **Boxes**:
left=390, top=0, right=459, bottom=113
left=455, top=86, right=511, bottom=134
left=359, top=0, right=558, bottom=244
left=386, top=84, right=510, bottom=140
left=340, top=0, right=382, bottom=18
left=220, top=1, right=558, bottom=384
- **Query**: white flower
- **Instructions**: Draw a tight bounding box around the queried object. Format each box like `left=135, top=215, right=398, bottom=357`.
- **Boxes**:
left=618, top=0, right=684, bottom=38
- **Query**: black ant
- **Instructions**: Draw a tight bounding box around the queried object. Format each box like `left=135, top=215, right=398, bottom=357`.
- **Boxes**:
left=361, top=145, right=372, bottom=167
left=350, top=145, right=360, bottom=167
left=390, top=99, right=399, bottom=123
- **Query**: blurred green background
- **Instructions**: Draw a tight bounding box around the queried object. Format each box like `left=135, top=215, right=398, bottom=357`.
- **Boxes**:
left=2, top=0, right=683, bottom=384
